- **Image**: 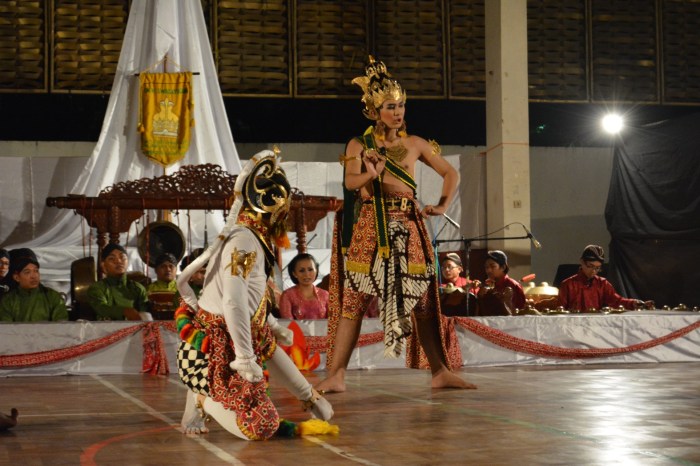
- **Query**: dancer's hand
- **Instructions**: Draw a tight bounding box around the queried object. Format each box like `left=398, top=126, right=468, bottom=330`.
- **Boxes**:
left=421, top=204, right=446, bottom=217
left=362, top=150, right=386, bottom=179
left=374, top=154, right=386, bottom=176
left=229, top=356, right=263, bottom=383
left=272, top=324, right=294, bottom=346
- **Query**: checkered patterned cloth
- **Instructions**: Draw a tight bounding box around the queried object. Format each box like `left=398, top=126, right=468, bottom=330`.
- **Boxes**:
left=177, top=340, right=210, bottom=395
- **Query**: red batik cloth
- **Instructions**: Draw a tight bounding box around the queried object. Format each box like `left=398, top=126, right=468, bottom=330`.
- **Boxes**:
left=196, top=308, right=279, bottom=440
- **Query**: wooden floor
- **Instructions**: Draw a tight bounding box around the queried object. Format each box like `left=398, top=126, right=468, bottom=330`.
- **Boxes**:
left=2, top=363, right=700, bottom=465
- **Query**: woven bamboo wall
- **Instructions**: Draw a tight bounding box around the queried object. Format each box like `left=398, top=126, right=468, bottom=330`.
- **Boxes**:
left=294, top=0, right=368, bottom=96
left=2, top=0, right=700, bottom=104
left=216, top=0, right=291, bottom=96
left=52, top=0, right=129, bottom=92
left=0, top=0, right=47, bottom=92
left=590, top=0, right=658, bottom=103
left=662, top=0, right=700, bottom=103
left=527, top=0, right=587, bottom=102
left=449, top=0, right=485, bottom=99
left=375, top=0, right=446, bottom=98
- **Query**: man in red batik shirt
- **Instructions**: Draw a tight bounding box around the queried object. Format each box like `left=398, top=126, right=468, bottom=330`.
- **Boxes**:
left=558, top=244, right=655, bottom=312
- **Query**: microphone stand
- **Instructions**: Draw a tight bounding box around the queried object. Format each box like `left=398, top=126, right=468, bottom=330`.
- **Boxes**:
left=434, top=233, right=530, bottom=316
left=432, top=221, right=450, bottom=287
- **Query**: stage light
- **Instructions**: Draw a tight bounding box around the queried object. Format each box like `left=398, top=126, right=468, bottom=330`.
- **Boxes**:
left=601, top=113, right=623, bottom=134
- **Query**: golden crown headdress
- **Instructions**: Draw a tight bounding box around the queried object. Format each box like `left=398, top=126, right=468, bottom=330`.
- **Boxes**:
left=352, top=55, right=407, bottom=120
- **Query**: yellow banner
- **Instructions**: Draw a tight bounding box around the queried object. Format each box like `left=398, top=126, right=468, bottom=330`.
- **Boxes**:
left=138, top=72, right=194, bottom=167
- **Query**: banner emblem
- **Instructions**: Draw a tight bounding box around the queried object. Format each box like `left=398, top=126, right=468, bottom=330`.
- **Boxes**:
left=138, top=72, right=194, bottom=167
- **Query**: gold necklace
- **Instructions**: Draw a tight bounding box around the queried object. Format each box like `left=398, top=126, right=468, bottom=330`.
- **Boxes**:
left=381, top=141, right=408, bottom=162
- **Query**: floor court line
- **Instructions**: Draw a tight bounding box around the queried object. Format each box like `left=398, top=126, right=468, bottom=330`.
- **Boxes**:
left=113, top=374, right=378, bottom=465
left=91, top=374, right=245, bottom=465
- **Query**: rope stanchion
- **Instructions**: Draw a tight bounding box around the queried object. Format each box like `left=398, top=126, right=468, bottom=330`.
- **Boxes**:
left=0, top=322, right=179, bottom=370
left=453, top=317, right=700, bottom=359
left=305, top=331, right=384, bottom=353
left=0, top=324, right=145, bottom=368
left=2, top=317, right=698, bottom=372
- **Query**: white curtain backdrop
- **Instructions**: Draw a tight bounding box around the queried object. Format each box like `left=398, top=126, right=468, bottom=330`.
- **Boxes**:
left=3, top=0, right=240, bottom=288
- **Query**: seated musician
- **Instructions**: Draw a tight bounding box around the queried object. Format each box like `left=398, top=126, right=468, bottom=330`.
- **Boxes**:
left=87, top=244, right=151, bottom=321
left=179, top=248, right=206, bottom=299
left=439, top=253, right=476, bottom=317
left=476, top=250, right=525, bottom=316
left=556, top=245, right=654, bottom=312
left=0, top=248, right=68, bottom=322
left=147, top=253, right=180, bottom=318
left=440, top=253, right=468, bottom=289
left=0, top=248, right=10, bottom=300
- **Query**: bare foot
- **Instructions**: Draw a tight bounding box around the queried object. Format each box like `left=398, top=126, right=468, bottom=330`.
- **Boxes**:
left=315, top=373, right=346, bottom=394
left=431, top=368, right=477, bottom=389
left=181, top=392, right=210, bottom=434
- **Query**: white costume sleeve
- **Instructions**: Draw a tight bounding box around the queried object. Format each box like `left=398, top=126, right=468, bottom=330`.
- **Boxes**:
left=267, top=314, right=294, bottom=346
left=220, top=229, right=267, bottom=360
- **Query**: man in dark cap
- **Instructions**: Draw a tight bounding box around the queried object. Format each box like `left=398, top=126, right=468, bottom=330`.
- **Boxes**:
left=440, top=252, right=468, bottom=289
left=87, top=243, right=150, bottom=320
left=0, top=248, right=68, bottom=322
left=148, top=252, right=178, bottom=293
left=475, top=250, right=526, bottom=316
left=147, top=252, right=179, bottom=315
left=0, top=248, right=10, bottom=299
left=558, top=244, right=654, bottom=312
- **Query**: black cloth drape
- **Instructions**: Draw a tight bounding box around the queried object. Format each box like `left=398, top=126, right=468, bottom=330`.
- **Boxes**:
left=605, top=113, right=700, bottom=307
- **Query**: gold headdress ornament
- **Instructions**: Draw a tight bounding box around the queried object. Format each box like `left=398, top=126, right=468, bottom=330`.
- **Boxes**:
left=242, top=154, right=291, bottom=226
left=352, top=55, right=407, bottom=120
left=176, top=150, right=290, bottom=310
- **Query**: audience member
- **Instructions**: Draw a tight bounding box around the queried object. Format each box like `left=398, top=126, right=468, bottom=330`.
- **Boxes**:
left=0, top=248, right=10, bottom=300
left=87, top=244, right=151, bottom=320
left=0, top=248, right=68, bottom=322
left=278, top=253, right=328, bottom=319
left=180, top=248, right=206, bottom=299
left=476, top=250, right=526, bottom=316
left=558, top=244, right=654, bottom=312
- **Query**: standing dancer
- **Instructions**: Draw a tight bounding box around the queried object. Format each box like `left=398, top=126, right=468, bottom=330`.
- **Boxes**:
left=317, top=57, right=477, bottom=393
left=176, top=151, right=334, bottom=440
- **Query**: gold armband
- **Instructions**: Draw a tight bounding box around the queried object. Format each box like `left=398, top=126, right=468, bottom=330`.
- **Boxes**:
left=228, top=247, right=257, bottom=279
left=339, top=153, right=361, bottom=166
left=428, top=139, right=442, bottom=158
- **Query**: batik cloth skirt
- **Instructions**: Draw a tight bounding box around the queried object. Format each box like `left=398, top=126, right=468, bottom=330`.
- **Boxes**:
left=177, top=306, right=279, bottom=440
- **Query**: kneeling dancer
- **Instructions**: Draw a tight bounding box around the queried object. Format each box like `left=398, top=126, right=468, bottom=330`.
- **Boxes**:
left=176, top=151, right=335, bottom=440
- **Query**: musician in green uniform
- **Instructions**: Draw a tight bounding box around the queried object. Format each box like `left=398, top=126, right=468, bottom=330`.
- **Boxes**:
left=87, top=244, right=150, bottom=320
left=0, top=248, right=68, bottom=322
